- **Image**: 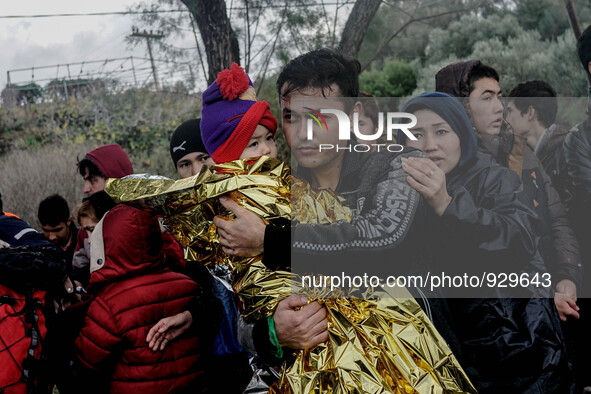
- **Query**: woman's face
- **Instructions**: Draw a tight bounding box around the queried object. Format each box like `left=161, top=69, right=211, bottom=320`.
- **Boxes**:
left=406, top=109, right=461, bottom=174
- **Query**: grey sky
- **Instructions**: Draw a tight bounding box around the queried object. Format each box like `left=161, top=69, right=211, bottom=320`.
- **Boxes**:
left=0, top=1, right=195, bottom=89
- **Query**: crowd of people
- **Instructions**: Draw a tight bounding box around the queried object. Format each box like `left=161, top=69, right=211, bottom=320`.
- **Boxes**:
left=3, top=22, right=591, bottom=394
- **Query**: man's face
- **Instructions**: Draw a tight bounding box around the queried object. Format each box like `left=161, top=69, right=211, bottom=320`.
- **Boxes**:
left=505, top=100, right=530, bottom=138
left=82, top=167, right=106, bottom=196
left=280, top=83, right=348, bottom=173
left=468, top=77, right=504, bottom=135
left=41, top=219, right=71, bottom=247
left=176, top=151, right=215, bottom=179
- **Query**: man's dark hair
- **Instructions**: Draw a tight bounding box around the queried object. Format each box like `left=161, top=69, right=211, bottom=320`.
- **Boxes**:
left=508, top=79, right=557, bottom=128
left=467, top=63, right=500, bottom=94
left=38, top=194, right=71, bottom=226
left=77, top=157, right=104, bottom=178
left=276, top=48, right=361, bottom=111
left=578, top=24, right=591, bottom=75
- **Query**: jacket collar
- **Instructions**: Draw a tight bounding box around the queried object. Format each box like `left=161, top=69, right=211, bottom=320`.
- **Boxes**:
left=90, top=214, right=107, bottom=274
left=296, top=149, right=362, bottom=195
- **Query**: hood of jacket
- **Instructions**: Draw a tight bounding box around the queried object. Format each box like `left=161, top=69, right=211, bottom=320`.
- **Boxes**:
left=89, top=204, right=164, bottom=285
left=435, top=60, right=483, bottom=98
left=85, top=144, right=134, bottom=179
left=400, top=92, right=478, bottom=175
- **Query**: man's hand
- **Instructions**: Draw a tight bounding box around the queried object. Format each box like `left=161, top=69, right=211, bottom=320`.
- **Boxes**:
left=146, top=310, right=193, bottom=351
left=554, top=279, right=579, bottom=321
left=214, top=196, right=266, bottom=256
left=274, top=295, right=329, bottom=349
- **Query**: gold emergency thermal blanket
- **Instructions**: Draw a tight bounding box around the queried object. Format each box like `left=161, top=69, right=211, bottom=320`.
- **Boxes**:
left=105, top=156, right=475, bottom=394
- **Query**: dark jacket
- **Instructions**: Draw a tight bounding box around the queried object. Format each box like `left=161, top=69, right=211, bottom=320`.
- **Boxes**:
left=74, top=205, right=207, bottom=393
left=438, top=152, right=539, bottom=278
left=536, top=124, right=571, bottom=203
left=478, top=128, right=582, bottom=288
left=564, top=93, right=591, bottom=294
left=292, top=148, right=424, bottom=258
left=400, top=92, right=568, bottom=393
left=436, top=59, right=582, bottom=289
left=564, top=112, right=591, bottom=207
left=293, top=148, right=463, bottom=356
left=0, top=213, right=51, bottom=247
left=441, top=152, right=567, bottom=393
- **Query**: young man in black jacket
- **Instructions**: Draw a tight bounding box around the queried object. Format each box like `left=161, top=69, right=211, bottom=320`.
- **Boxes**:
left=436, top=61, right=582, bottom=323
left=38, top=194, right=78, bottom=266
left=563, top=23, right=591, bottom=392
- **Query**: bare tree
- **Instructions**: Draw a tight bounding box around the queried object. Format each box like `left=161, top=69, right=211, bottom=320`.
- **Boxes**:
left=180, top=0, right=241, bottom=84
left=128, top=0, right=484, bottom=87
left=338, top=0, right=382, bottom=57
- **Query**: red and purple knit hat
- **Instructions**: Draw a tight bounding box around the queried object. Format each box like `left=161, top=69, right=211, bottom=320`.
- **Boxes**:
left=201, top=63, right=277, bottom=163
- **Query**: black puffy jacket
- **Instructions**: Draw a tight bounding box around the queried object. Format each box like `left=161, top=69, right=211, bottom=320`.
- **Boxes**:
left=437, top=152, right=568, bottom=393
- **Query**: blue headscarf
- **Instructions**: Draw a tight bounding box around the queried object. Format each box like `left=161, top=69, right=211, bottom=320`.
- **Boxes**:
left=398, top=92, right=477, bottom=172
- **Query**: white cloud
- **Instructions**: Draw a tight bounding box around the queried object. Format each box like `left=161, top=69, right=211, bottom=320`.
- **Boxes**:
left=0, top=1, right=142, bottom=87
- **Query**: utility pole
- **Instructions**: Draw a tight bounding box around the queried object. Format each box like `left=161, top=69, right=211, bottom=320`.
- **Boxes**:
left=130, top=27, right=164, bottom=90
left=129, top=56, right=137, bottom=86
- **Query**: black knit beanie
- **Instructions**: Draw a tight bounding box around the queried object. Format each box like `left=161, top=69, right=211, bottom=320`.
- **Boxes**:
left=169, top=118, right=208, bottom=167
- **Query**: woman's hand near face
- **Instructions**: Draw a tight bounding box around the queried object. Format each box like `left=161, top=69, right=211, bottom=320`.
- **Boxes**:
left=402, top=156, right=452, bottom=216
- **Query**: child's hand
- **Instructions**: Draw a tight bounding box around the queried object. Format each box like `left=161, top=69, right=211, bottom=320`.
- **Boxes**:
left=146, top=311, right=193, bottom=351
left=213, top=196, right=265, bottom=256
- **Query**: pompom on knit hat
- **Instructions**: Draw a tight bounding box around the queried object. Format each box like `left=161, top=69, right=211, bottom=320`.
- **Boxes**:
left=201, top=63, right=277, bottom=163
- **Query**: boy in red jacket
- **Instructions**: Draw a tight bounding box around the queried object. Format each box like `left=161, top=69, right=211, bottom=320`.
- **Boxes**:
left=74, top=204, right=208, bottom=393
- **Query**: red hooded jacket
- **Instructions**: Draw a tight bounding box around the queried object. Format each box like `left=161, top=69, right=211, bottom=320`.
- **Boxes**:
left=85, top=144, right=133, bottom=179
left=75, top=205, right=206, bottom=393
left=73, top=144, right=134, bottom=280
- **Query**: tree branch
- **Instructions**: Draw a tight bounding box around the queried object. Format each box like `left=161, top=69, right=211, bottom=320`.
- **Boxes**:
left=361, top=7, right=475, bottom=72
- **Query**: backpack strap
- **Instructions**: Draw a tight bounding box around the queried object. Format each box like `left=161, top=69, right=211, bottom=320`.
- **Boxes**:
left=0, top=294, right=24, bottom=392
left=21, top=289, right=42, bottom=394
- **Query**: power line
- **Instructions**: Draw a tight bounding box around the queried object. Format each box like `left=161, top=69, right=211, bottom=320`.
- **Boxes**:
left=0, top=10, right=186, bottom=19
left=0, top=3, right=355, bottom=19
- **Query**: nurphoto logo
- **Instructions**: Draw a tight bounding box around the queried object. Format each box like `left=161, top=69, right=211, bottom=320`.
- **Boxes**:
left=305, top=108, right=418, bottom=153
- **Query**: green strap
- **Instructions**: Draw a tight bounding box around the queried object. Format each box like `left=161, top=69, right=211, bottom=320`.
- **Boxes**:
left=267, top=316, right=284, bottom=359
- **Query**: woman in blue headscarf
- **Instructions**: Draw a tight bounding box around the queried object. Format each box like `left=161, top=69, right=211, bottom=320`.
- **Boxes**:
left=397, top=92, right=569, bottom=393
